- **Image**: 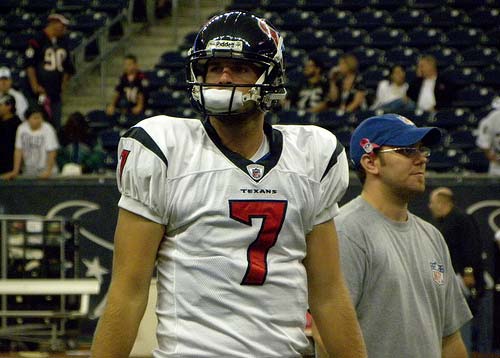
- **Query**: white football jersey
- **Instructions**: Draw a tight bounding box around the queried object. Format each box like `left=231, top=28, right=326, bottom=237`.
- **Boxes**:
left=117, top=115, right=349, bottom=358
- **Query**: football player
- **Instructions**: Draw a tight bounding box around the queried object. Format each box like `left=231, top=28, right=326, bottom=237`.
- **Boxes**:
left=91, top=11, right=366, bottom=358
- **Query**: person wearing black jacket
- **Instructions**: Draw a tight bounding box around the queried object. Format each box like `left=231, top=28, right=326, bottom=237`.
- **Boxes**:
left=407, top=55, right=455, bottom=111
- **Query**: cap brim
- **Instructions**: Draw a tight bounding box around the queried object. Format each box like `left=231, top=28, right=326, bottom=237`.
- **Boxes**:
left=386, top=126, right=442, bottom=147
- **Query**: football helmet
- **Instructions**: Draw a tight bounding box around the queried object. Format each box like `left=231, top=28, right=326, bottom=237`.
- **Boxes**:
left=186, top=11, right=286, bottom=116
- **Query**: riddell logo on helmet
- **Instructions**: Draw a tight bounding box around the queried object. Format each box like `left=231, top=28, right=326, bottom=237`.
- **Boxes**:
left=207, top=40, right=243, bottom=52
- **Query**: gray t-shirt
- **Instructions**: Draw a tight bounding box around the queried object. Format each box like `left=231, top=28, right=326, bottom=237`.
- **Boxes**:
left=336, top=196, right=472, bottom=358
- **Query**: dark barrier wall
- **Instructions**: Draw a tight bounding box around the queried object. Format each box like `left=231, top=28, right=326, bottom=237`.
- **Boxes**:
left=0, top=175, right=499, bottom=347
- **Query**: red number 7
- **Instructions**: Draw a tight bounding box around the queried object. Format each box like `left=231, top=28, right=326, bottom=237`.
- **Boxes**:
left=229, top=200, right=288, bottom=286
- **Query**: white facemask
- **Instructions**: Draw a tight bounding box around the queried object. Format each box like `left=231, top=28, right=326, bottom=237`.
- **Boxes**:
left=202, top=88, right=245, bottom=113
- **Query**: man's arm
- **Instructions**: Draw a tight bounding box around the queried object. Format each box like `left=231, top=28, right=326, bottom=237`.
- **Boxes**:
left=442, top=330, right=468, bottom=358
left=304, top=220, right=366, bottom=358
left=39, top=150, right=57, bottom=179
left=91, top=208, right=164, bottom=358
left=26, top=66, right=45, bottom=95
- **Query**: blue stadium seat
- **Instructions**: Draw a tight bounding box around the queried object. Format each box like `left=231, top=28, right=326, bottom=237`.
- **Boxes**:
left=366, top=27, right=407, bottom=49
left=0, top=0, right=18, bottom=13
left=156, top=51, right=187, bottom=70
left=427, top=108, right=474, bottom=129
left=98, top=129, right=122, bottom=151
left=91, top=0, right=128, bottom=16
left=459, top=46, right=500, bottom=68
left=143, top=69, right=169, bottom=90
left=390, top=8, right=428, bottom=28
left=1, top=13, right=37, bottom=32
left=385, top=46, right=420, bottom=67
left=445, top=129, right=476, bottom=150
left=147, top=90, right=178, bottom=110
left=315, top=112, right=354, bottom=133
left=350, top=47, right=385, bottom=67
left=289, top=30, right=333, bottom=50
left=444, top=27, right=486, bottom=49
left=453, top=86, right=495, bottom=108
left=426, top=46, right=459, bottom=68
left=86, top=110, right=116, bottom=130
left=484, top=28, right=500, bottom=47
left=352, top=8, right=391, bottom=29
left=360, top=66, right=390, bottom=88
left=228, top=0, right=261, bottom=11
left=448, top=0, right=495, bottom=9
left=461, top=148, right=490, bottom=173
left=479, top=67, right=500, bottom=88
left=396, top=109, right=431, bottom=126
left=369, top=0, right=402, bottom=9
left=103, top=151, right=118, bottom=170
left=334, top=126, right=355, bottom=148
left=309, top=48, right=343, bottom=69
left=67, top=31, right=84, bottom=50
left=1, top=31, right=35, bottom=52
left=116, top=113, right=145, bottom=129
left=298, top=0, right=332, bottom=11
left=22, top=0, right=58, bottom=13
left=440, top=66, right=481, bottom=87
left=57, top=0, right=92, bottom=12
left=280, top=9, right=315, bottom=31
left=71, top=12, right=108, bottom=34
left=425, top=6, right=469, bottom=28
left=284, top=48, right=307, bottom=70
left=260, top=0, right=299, bottom=12
left=407, top=0, right=446, bottom=9
left=404, top=27, right=445, bottom=48
left=166, top=71, right=187, bottom=90
left=331, top=28, right=368, bottom=49
left=336, top=0, right=370, bottom=11
left=427, top=147, right=461, bottom=172
left=315, top=9, right=355, bottom=30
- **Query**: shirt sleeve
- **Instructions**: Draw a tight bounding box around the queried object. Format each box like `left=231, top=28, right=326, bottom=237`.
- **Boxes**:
left=338, top=230, right=366, bottom=307
left=476, top=115, right=492, bottom=150
left=116, top=127, right=169, bottom=224
left=24, top=37, right=41, bottom=68
left=45, top=123, right=60, bottom=152
left=314, top=137, right=349, bottom=225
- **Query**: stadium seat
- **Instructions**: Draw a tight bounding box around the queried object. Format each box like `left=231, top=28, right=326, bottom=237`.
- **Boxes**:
left=444, top=27, right=486, bottom=49
left=396, top=109, right=431, bottom=126
left=440, top=66, right=481, bottom=87
left=352, top=8, right=391, bottom=29
left=425, top=6, right=469, bottom=28
left=147, top=90, right=180, bottom=110
left=445, top=129, right=476, bottom=150
left=156, top=51, right=187, bottom=70
left=484, top=28, right=500, bottom=47
left=350, top=47, right=385, bottom=67
left=385, top=46, right=420, bottom=67
left=336, top=0, right=370, bottom=11
left=228, top=0, right=261, bottom=11
left=22, top=0, right=58, bottom=13
left=316, top=9, right=354, bottom=31
left=334, top=126, right=355, bottom=148
left=284, top=48, right=307, bottom=71
left=479, top=67, right=500, bottom=88
left=280, top=9, right=315, bottom=31
left=67, top=31, right=84, bottom=50
left=1, top=13, right=37, bottom=32
left=459, top=46, right=500, bottom=68
left=331, top=28, right=368, bottom=49
left=166, top=71, right=188, bottom=90
left=360, top=66, right=390, bottom=88
left=427, top=147, right=461, bottom=172
left=260, top=0, right=299, bottom=12
left=404, top=27, right=445, bottom=48
left=0, top=0, right=18, bottom=13
left=289, top=30, right=333, bottom=50
left=143, top=69, right=169, bottom=90
left=453, top=86, right=495, bottom=108
left=1, top=31, right=35, bottom=52
left=407, top=0, right=446, bottom=8
left=427, top=108, right=474, bottom=129
left=426, top=46, right=459, bottom=68
left=298, top=0, right=332, bottom=11
left=446, top=0, right=491, bottom=8
left=461, top=148, right=490, bottom=173
left=116, top=113, right=145, bottom=129
left=468, top=7, right=500, bottom=28
left=390, top=8, right=428, bottom=28
left=98, top=129, right=122, bottom=151
left=71, top=12, right=108, bottom=35
left=91, top=0, right=128, bottom=16
left=86, top=110, right=116, bottom=130
left=315, top=112, right=354, bottom=133
left=366, top=27, right=407, bottom=49
left=369, top=0, right=402, bottom=9
left=57, top=0, right=92, bottom=12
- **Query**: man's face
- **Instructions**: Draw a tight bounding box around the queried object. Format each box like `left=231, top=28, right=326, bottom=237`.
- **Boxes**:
left=53, top=21, right=67, bottom=37
left=418, top=59, right=435, bottom=78
left=0, top=77, right=11, bottom=92
left=375, top=144, right=429, bottom=197
left=428, top=192, right=442, bottom=218
left=124, top=59, right=138, bottom=74
left=0, top=103, right=9, bottom=117
left=28, top=112, right=44, bottom=130
left=303, top=60, right=319, bottom=78
left=205, top=59, right=261, bottom=92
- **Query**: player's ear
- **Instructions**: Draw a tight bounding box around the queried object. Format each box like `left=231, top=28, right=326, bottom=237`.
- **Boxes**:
left=360, top=153, right=379, bottom=176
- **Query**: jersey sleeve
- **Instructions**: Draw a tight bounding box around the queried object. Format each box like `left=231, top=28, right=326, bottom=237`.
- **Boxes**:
left=24, top=37, right=41, bottom=68
left=116, top=126, right=169, bottom=224
left=476, top=115, right=492, bottom=150
left=314, top=134, right=349, bottom=225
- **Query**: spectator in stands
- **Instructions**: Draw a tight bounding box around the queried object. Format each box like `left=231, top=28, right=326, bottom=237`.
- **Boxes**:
left=106, top=54, right=146, bottom=117
left=2, top=106, right=59, bottom=180
left=407, top=55, right=454, bottom=112
left=0, top=95, right=22, bottom=178
left=25, top=13, right=75, bottom=130
left=288, top=56, right=329, bottom=113
left=476, top=96, right=500, bottom=176
left=321, top=54, right=366, bottom=113
left=370, top=65, right=413, bottom=112
left=428, top=187, right=485, bottom=352
left=0, top=67, right=29, bottom=121
left=58, top=111, right=105, bottom=175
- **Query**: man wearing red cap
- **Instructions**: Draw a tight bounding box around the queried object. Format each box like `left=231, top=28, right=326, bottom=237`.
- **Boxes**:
left=314, top=113, right=472, bottom=358
left=25, top=13, right=75, bottom=129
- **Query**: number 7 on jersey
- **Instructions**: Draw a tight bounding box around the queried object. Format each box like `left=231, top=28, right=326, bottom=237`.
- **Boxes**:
left=229, top=200, right=288, bottom=286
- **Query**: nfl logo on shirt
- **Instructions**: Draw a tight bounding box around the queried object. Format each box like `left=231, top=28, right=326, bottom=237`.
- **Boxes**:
left=247, top=164, right=265, bottom=181
left=430, top=261, right=445, bottom=285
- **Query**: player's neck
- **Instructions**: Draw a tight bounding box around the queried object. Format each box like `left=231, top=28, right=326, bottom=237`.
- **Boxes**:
left=361, top=185, right=409, bottom=222
left=209, top=113, right=265, bottom=160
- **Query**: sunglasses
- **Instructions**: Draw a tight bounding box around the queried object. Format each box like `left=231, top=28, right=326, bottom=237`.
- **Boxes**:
left=376, top=147, right=431, bottom=158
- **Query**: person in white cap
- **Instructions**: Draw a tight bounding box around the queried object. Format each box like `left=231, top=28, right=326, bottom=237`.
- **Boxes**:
left=476, top=96, right=500, bottom=176
left=25, top=13, right=75, bottom=130
left=0, top=66, right=29, bottom=121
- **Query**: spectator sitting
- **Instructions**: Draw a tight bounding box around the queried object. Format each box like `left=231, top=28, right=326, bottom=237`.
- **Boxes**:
left=371, top=65, right=413, bottom=112
left=0, top=94, right=22, bottom=177
left=0, top=67, right=29, bottom=121
left=58, top=111, right=105, bottom=175
left=106, top=54, right=146, bottom=116
left=407, top=55, right=455, bottom=112
left=287, top=56, right=329, bottom=113
left=476, top=96, right=500, bottom=176
left=25, top=13, right=75, bottom=129
left=2, top=106, right=59, bottom=180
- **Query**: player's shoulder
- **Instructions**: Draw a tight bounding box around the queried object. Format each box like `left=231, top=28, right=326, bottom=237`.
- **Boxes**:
left=130, top=115, right=201, bottom=136
left=336, top=197, right=369, bottom=226
left=274, top=124, right=339, bottom=149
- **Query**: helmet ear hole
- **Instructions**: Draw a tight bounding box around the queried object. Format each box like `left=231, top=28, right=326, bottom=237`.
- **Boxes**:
left=185, top=11, right=286, bottom=116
